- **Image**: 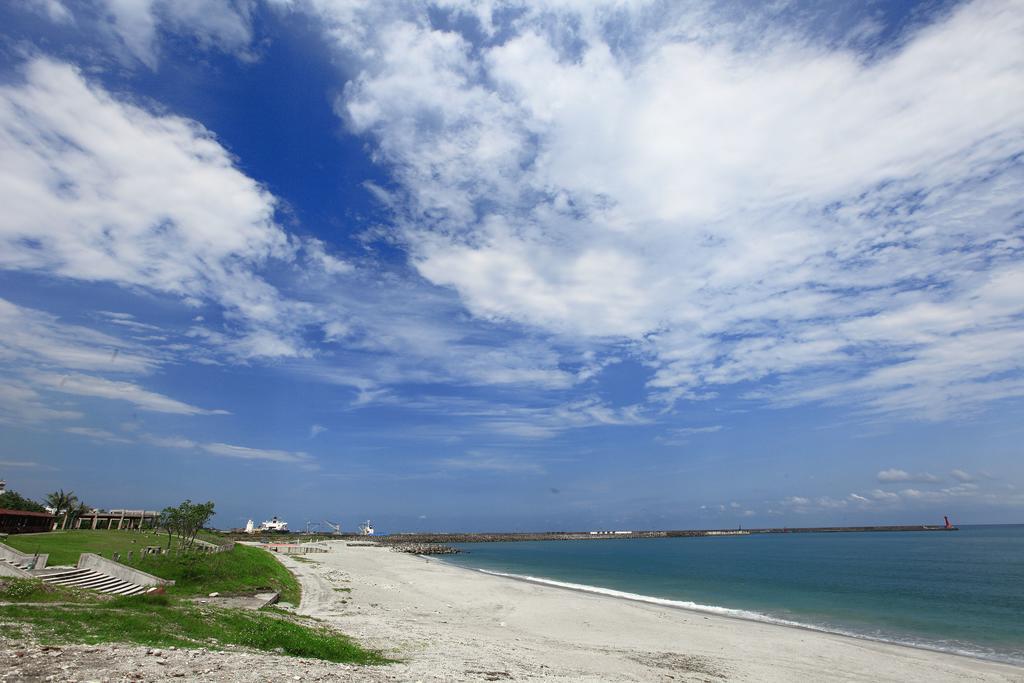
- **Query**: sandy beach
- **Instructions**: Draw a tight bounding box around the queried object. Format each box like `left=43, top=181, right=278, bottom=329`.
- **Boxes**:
left=274, top=542, right=1024, bottom=682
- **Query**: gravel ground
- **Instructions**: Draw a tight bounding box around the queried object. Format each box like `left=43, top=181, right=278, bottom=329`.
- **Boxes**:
left=0, top=639, right=394, bottom=682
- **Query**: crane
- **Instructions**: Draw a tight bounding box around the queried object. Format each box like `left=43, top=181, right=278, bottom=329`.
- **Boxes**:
left=322, top=520, right=342, bottom=534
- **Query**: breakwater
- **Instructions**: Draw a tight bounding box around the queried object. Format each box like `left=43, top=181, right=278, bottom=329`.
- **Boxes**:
left=390, top=542, right=462, bottom=555
left=379, top=524, right=957, bottom=544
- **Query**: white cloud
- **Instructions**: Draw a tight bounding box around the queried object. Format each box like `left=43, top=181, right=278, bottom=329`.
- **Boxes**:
left=138, top=431, right=315, bottom=467
left=899, top=483, right=985, bottom=502
left=200, top=442, right=314, bottom=465
left=63, top=426, right=133, bottom=444
left=0, top=299, right=155, bottom=374
left=675, top=425, right=724, bottom=435
left=438, top=450, right=545, bottom=474
left=142, top=434, right=197, bottom=449
left=657, top=424, right=723, bottom=445
left=876, top=468, right=940, bottom=483
left=309, top=424, right=327, bottom=438
left=783, top=475, right=1024, bottom=512
left=951, top=469, right=975, bottom=483
left=0, top=381, right=82, bottom=424
left=460, top=396, right=647, bottom=440
left=35, top=372, right=228, bottom=416
left=0, top=59, right=317, bottom=360
left=304, top=238, right=353, bottom=276
left=815, top=497, right=849, bottom=509
left=57, top=0, right=257, bottom=69
left=298, top=0, right=1024, bottom=420
left=23, top=0, right=72, bottom=23
left=0, top=459, right=55, bottom=469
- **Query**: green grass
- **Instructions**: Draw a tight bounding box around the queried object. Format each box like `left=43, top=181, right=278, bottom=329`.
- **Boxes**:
left=0, top=597, right=388, bottom=664
left=0, top=544, right=373, bottom=666
left=5, top=532, right=299, bottom=604
left=127, top=545, right=301, bottom=604
left=4, top=530, right=190, bottom=566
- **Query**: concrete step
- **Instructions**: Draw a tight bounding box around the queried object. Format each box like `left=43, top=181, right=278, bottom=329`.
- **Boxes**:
left=77, top=576, right=125, bottom=591
left=39, top=567, right=149, bottom=596
left=46, top=570, right=102, bottom=586
left=34, top=568, right=84, bottom=579
left=61, top=575, right=126, bottom=590
left=42, top=574, right=93, bottom=586
left=2, top=558, right=32, bottom=570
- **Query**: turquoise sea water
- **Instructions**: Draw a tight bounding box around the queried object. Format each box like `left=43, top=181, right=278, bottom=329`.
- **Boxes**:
left=444, top=525, right=1024, bottom=664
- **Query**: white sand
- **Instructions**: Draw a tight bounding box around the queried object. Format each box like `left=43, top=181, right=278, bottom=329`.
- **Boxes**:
left=276, top=542, right=1024, bottom=682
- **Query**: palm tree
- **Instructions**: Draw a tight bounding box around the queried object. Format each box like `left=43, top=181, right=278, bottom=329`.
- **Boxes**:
left=68, top=500, right=91, bottom=530
left=45, top=489, right=79, bottom=530
left=45, top=490, right=68, bottom=520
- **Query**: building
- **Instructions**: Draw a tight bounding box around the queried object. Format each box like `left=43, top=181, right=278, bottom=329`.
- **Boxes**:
left=0, top=508, right=54, bottom=534
left=73, top=509, right=160, bottom=530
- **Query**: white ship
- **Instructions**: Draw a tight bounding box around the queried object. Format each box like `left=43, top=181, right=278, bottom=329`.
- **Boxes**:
left=359, top=519, right=375, bottom=535
left=259, top=517, right=289, bottom=532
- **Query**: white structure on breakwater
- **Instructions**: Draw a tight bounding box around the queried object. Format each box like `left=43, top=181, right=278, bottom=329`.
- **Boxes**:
left=259, top=517, right=289, bottom=532
left=359, top=520, right=375, bottom=535
left=245, top=519, right=255, bottom=534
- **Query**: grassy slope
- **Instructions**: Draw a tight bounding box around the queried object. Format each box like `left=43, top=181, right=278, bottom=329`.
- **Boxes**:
left=5, top=530, right=185, bottom=566
left=128, top=545, right=301, bottom=604
left=0, top=578, right=96, bottom=603
left=5, top=532, right=299, bottom=603
left=0, top=583, right=385, bottom=664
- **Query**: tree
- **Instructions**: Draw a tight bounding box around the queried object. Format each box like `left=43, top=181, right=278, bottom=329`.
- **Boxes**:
left=160, top=505, right=180, bottom=550
left=67, top=500, right=92, bottom=530
left=179, top=500, right=216, bottom=549
left=160, top=500, right=216, bottom=549
left=45, top=489, right=79, bottom=530
left=0, top=489, right=47, bottom=513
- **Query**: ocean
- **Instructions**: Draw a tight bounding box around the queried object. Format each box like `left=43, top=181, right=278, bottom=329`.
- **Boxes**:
left=443, top=524, right=1024, bottom=664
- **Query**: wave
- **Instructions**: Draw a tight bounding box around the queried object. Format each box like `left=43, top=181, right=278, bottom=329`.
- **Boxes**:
left=463, top=567, right=1022, bottom=666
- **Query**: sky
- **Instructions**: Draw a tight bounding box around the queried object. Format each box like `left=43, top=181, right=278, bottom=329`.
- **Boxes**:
left=0, top=0, right=1022, bottom=532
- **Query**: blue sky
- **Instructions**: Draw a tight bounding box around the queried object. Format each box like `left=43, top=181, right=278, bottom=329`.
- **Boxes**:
left=1, top=0, right=1022, bottom=532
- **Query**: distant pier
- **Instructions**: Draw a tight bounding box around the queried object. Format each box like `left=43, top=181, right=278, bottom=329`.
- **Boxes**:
left=379, top=523, right=958, bottom=545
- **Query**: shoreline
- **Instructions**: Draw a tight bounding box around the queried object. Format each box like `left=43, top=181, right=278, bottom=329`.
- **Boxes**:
left=439, top=559, right=1018, bottom=667
left=277, top=542, right=1024, bottom=681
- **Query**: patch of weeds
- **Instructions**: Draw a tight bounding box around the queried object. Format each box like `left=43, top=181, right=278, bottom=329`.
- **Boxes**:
left=128, top=545, right=301, bottom=604
left=0, top=579, right=98, bottom=604
left=0, top=602, right=391, bottom=664
left=0, top=623, right=26, bottom=638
